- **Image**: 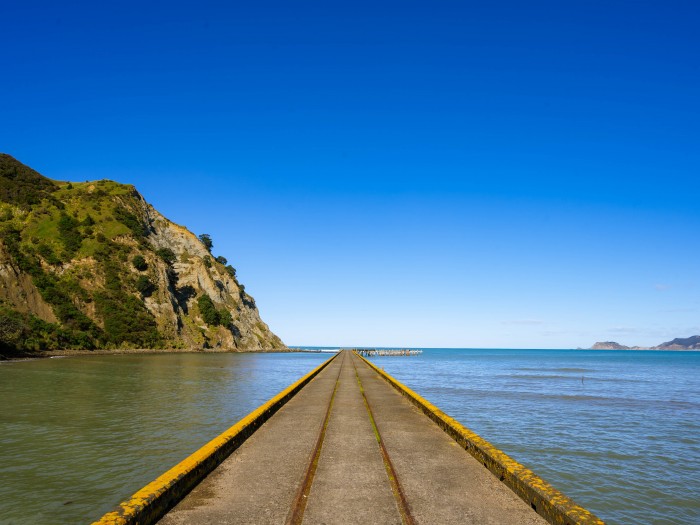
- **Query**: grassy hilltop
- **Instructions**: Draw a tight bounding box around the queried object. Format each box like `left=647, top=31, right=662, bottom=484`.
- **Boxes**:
left=0, top=154, right=285, bottom=356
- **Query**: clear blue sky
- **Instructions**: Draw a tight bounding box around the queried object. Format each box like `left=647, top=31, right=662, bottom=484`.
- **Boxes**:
left=2, top=1, right=698, bottom=348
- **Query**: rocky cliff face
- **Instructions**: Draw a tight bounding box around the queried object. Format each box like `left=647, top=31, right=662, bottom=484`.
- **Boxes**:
left=138, top=195, right=284, bottom=350
left=0, top=154, right=285, bottom=354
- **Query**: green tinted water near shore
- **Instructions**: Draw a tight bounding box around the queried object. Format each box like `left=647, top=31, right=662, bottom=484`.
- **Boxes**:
left=0, top=352, right=328, bottom=524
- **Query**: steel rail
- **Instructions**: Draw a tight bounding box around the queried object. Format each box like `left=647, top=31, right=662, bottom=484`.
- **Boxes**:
left=351, top=355, right=416, bottom=525
left=286, top=351, right=345, bottom=525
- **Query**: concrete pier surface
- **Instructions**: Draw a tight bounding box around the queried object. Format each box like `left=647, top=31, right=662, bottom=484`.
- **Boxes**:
left=158, top=351, right=551, bottom=525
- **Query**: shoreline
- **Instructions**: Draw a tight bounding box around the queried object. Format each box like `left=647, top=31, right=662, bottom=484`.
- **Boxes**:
left=3, top=346, right=697, bottom=363
left=0, top=346, right=294, bottom=362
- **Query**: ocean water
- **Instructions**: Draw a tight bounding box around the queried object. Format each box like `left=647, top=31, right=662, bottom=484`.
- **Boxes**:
left=1, top=349, right=698, bottom=524
left=0, top=352, right=328, bottom=524
left=369, top=348, right=700, bottom=525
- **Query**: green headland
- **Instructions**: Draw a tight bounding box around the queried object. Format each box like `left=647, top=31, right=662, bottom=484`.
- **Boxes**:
left=0, top=154, right=285, bottom=358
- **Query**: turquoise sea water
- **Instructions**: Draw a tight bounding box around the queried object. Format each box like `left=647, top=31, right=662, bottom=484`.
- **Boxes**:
left=369, top=348, right=700, bottom=525
left=1, top=349, right=698, bottom=524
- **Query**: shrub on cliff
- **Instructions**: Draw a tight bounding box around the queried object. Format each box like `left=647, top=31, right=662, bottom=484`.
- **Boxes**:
left=132, top=255, right=147, bottom=271
left=135, top=276, right=155, bottom=297
left=114, top=205, right=148, bottom=237
left=198, top=233, right=213, bottom=252
left=0, top=303, right=99, bottom=353
left=57, top=213, right=82, bottom=258
left=198, top=294, right=220, bottom=325
left=219, top=309, right=232, bottom=327
left=197, top=293, right=234, bottom=327
left=156, top=247, right=176, bottom=264
left=95, top=291, right=160, bottom=347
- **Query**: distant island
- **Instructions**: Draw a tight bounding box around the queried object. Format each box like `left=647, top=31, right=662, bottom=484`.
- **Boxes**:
left=591, top=336, right=700, bottom=350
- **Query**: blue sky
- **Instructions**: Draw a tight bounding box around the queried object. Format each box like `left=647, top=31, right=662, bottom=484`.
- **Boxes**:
left=2, top=1, right=699, bottom=348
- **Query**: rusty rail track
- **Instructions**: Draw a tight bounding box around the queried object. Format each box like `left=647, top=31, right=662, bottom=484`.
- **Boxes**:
left=288, top=351, right=416, bottom=525
left=286, top=352, right=345, bottom=525
left=352, top=357, right=416, bottom=525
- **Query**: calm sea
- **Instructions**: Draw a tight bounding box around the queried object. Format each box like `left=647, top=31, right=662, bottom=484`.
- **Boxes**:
left=1, top=349, right=698, bottom=524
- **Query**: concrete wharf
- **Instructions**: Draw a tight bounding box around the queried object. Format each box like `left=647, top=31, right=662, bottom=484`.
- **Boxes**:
left=95, top=350, right=604, bottom=525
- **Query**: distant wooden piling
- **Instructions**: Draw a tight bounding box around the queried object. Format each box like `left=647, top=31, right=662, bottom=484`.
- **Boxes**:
left=351, top=349, right=422, bottom=357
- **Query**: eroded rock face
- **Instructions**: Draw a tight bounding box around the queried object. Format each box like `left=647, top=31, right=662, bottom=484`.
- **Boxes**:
left=138, top=198, right=285, bottom=350
left=0, top=249, right=57, bottom=324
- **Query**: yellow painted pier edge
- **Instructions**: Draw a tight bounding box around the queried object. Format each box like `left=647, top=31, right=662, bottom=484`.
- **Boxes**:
left=356, top=352, right=606, bottom=525
left=92, top=352, right=339, bottom=525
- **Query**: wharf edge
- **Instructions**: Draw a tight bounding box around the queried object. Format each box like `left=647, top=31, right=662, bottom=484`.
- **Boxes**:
left=93, top=350, right=604, bottom=525
left=92, top=352, right=339, bottom=525
left=356, top=352, right=604, bottom=525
